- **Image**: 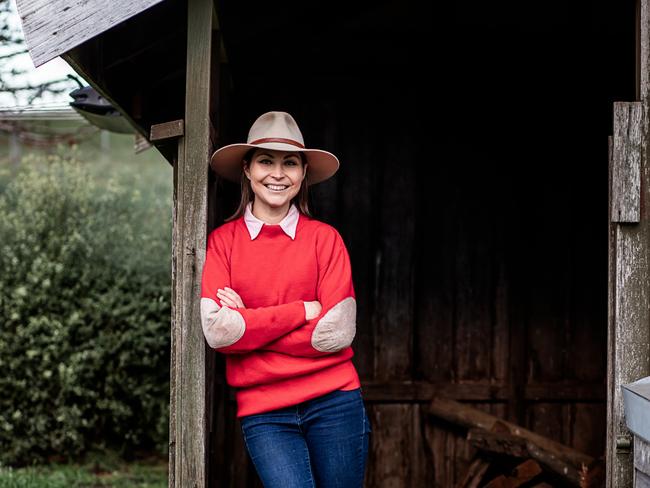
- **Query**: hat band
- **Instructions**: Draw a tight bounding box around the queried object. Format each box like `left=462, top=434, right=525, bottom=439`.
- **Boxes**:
left=249, top=137, right=305, bottom=149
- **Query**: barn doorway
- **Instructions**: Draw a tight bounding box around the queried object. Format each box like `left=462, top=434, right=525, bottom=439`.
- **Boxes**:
left=207, top=0, right=636, bottom=485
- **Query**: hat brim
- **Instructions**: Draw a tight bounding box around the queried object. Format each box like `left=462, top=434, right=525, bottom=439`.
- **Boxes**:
left=209, top=142, right=339, bottom=185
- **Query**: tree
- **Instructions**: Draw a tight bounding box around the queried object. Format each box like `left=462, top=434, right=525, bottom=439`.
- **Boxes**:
left=0, top=0, right=77, bottom=105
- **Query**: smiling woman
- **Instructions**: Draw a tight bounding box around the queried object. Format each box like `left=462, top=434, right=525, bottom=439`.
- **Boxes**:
left=213, top=111, right=338, bottom=222
left=240, top=148, right=307, bottom=223
left=199, top=111, right=371, bottom=487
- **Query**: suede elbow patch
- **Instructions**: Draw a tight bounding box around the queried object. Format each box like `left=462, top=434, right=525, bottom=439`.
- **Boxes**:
left=311, top=297, right=357, bottom=352
left=200, top=297, right=246, bottom=349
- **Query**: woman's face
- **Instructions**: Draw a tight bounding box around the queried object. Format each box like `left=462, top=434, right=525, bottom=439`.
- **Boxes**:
left=244, top=149, right=307, bottom=211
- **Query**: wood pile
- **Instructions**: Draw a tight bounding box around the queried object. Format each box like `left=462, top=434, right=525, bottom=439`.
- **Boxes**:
left=425, top=397, right=605, bottom=487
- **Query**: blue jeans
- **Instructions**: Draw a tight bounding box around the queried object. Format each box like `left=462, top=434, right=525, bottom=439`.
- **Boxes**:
left=240, top=387, right=372, bottom=487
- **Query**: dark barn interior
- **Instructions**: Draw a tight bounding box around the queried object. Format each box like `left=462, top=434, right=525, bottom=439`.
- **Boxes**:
left=208, top=1, right=636, bottom=486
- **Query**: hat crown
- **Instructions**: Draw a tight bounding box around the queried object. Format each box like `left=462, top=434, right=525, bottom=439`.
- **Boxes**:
left=246, top=111, right=305, bottom=146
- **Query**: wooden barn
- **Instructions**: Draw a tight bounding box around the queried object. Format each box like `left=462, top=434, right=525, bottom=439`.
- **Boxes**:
left=15, top=0, right=650, bottom=486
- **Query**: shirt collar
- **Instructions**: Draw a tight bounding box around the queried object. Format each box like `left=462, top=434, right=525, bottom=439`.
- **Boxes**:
left=244, top=201, right=299, bottom=240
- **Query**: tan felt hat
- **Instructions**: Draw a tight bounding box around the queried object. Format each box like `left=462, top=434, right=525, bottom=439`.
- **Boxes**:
left=209, top=111, right=340, bottom=185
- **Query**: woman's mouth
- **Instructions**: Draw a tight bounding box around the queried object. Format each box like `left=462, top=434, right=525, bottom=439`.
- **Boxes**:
left=264, top=184, right=289, bottom=192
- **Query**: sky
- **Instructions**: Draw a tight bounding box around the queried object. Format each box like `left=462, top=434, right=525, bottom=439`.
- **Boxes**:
left=0, top=0, right=80, bottom=108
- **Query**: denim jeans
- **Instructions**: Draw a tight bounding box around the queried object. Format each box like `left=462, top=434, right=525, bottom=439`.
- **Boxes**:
left=240, top=387, right=372, bottom=487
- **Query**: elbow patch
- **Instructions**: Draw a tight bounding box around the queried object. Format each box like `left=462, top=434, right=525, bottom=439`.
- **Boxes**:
left=200, top=297, right=246, bottom=349
left=311, top=297, right=357, bottom=352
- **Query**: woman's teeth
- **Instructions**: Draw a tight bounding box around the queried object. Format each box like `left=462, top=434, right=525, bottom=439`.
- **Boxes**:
left=265, top=184, right=289, bottom=192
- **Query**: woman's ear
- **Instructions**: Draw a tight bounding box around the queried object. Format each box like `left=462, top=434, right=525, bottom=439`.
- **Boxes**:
left=302, top=163, right=309, bottom=180
left=243, top=161, right=251, bottom=180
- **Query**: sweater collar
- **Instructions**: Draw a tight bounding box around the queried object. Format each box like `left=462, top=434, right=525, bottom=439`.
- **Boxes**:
left=244, top=201, right=299, bottom=240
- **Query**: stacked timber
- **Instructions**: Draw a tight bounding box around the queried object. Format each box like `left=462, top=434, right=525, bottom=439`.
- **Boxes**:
left=426, top=397, right=605, bottom=487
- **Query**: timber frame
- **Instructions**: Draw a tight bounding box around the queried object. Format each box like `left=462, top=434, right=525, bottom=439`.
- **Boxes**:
left=606, top=1, right=650, bottom=487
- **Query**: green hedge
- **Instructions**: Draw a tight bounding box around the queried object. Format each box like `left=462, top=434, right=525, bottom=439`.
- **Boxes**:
left=0, top=153, right=172, bottom=467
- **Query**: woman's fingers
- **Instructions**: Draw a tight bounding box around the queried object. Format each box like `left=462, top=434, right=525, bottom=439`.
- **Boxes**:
left=217, top=288, right=235, bottom=299
left=217, top=288, right=245, bottom=308
left=216, top=290, right=233, bottom=306
left=218, top=295, right=238, bottom=308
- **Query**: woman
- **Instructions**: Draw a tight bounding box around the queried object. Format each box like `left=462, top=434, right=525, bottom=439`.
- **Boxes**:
left=200, top=111, right=371, bottom=487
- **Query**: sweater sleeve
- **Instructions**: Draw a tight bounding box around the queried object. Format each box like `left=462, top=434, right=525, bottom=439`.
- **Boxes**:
left=260, top=226, right=357, bottom=357
left=200, top=227, right=307, bottom=354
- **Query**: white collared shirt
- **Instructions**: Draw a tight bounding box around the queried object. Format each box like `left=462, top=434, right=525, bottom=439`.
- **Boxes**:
left=244, top=201, right=299, bottom=240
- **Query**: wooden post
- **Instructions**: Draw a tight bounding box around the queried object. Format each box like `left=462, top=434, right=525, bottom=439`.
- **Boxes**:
left=169, top=0, right=214, bottom=486
left=607, top=100, right=650, bottom=487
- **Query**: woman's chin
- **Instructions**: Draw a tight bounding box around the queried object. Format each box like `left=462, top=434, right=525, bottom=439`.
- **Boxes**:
left=257, top=197, right=290, bottom=209
left=261, top=192, right=297, bottom=206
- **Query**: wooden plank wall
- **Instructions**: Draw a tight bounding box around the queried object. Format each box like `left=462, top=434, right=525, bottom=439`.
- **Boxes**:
left=206, top=98, right=608, bottom=487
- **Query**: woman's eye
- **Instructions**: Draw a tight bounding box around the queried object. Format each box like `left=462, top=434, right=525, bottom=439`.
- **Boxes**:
left=285, top=160, right=298, bottom=166
left=260, top=159, right=272, bottom=164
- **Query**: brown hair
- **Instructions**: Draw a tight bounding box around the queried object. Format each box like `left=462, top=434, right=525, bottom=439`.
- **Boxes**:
left=224, top=147, right=312, bottom=222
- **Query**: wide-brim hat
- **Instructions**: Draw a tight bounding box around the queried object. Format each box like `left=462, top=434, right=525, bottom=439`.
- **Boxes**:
left=209, top=111, right=340, bottom=185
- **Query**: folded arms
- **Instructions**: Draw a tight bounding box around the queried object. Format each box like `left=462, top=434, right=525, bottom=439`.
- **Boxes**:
left=199, top=225, right=357, bottom=356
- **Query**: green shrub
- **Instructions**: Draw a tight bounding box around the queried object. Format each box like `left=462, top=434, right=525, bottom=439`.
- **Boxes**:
left=0, top=152, right=171, bottom=467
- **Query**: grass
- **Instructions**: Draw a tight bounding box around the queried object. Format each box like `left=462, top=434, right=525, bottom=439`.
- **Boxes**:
left=0, top=449, right=168, bottom=488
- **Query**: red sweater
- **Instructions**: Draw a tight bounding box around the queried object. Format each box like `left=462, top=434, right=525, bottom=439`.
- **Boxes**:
left=200, top=208, right=361, bottom=417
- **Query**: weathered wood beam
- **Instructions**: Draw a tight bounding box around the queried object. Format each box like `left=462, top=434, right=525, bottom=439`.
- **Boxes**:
left=467, top=428, right=530, bottom=458
left=15, top=0, right=166, bottom=67
left=607, top=101, right=650, bottom=488
left=150, top=119, right=184, bottom=141
left=170, top=0, right=213, bottom=487
left=611, top=102, right=641, bottom=223
left=426, top=397, right=594, bottom=471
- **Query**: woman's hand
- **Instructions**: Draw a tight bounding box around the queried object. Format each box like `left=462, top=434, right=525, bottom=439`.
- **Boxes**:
left=304, top=301, right=322, bottom=320
left=216, top=287, right=245, bottom=308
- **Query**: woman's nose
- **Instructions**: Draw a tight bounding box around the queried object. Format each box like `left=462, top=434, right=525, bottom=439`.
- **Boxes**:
left=270, top=165, right=285, bottom=178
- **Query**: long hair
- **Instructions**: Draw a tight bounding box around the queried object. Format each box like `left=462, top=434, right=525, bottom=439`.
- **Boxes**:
left=224, top=148, right=312, bottom=222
